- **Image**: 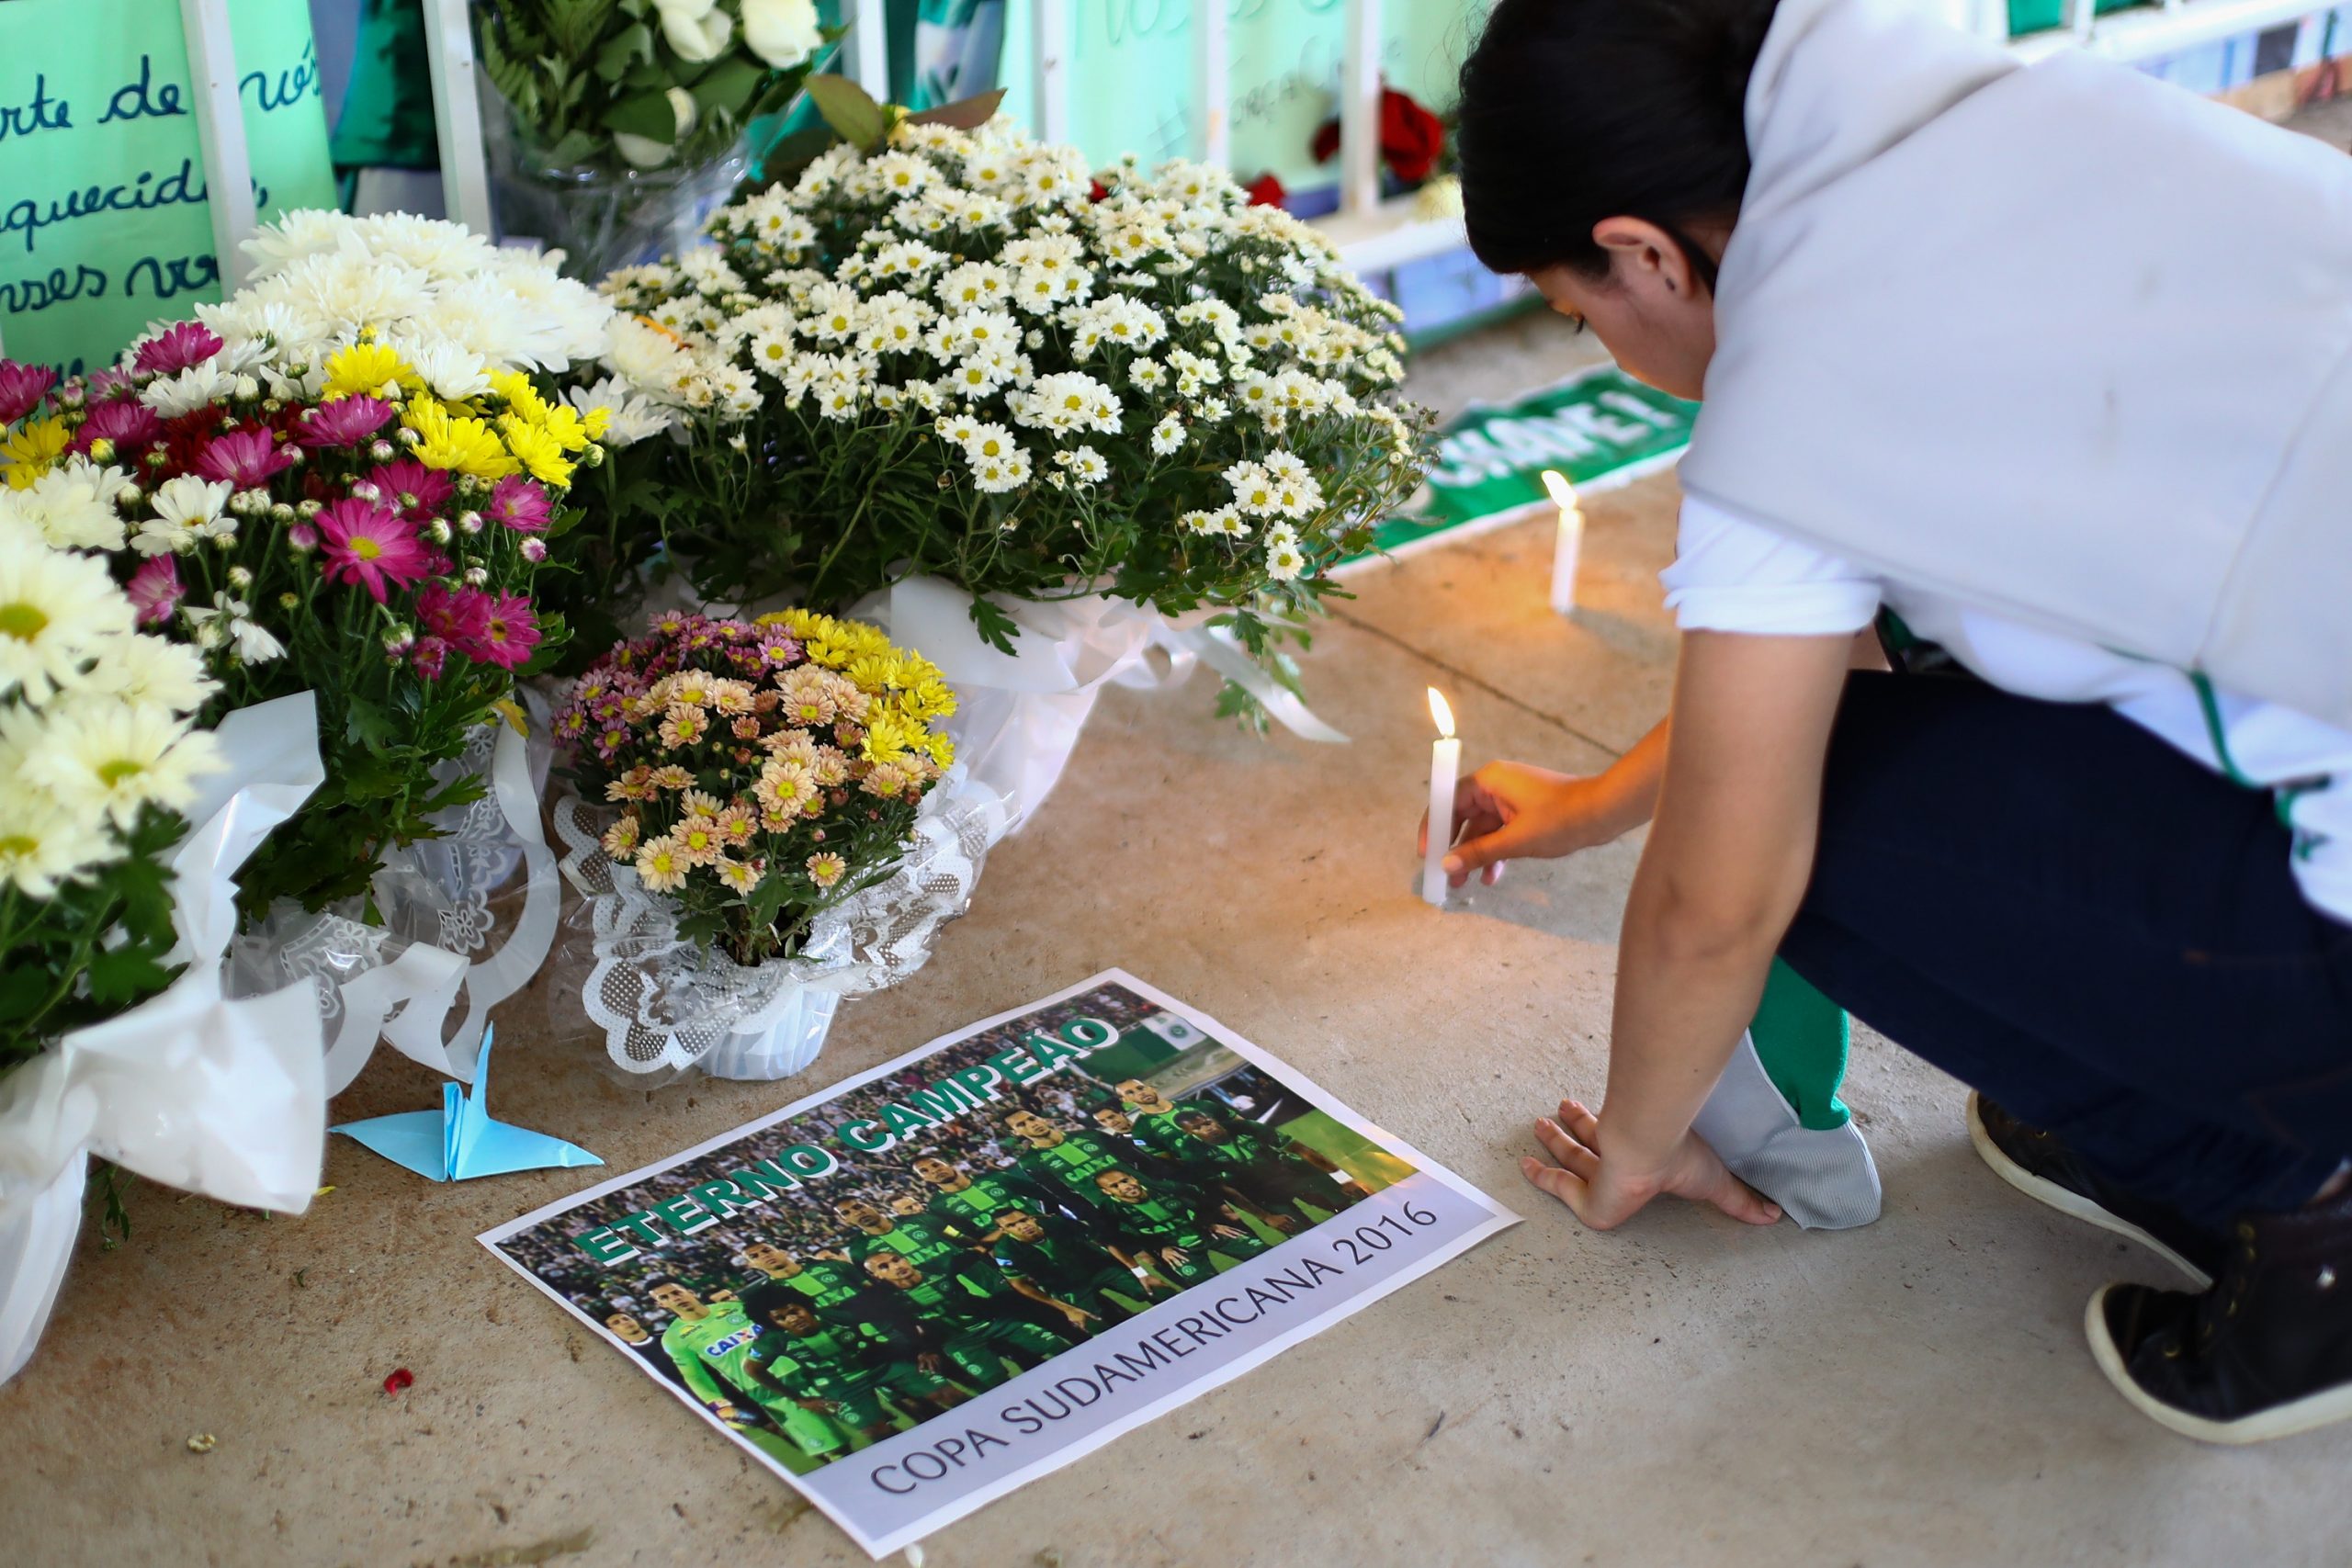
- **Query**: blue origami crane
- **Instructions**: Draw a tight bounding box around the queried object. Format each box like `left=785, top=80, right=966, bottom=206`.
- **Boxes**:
left=332, top=1027, right=602, bottom=1181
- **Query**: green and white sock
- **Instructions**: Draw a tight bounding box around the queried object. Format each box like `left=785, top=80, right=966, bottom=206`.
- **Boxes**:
left=1692, top=961, right=1881, bottom=1230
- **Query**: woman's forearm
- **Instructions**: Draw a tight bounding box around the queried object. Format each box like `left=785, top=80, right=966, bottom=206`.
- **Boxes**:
left=1592, top=717, right=1671, bottom=837
left=1601, top=864, right=1785, bottom=1170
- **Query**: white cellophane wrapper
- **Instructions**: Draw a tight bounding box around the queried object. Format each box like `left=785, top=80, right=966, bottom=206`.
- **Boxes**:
left=550, top=765, right=1012, bottom=1083
left=853, top=577, right=1349, bottom=831
left=225, top=695, right=562, bottom=1096
left=0, top=692, right=333, bottom=1386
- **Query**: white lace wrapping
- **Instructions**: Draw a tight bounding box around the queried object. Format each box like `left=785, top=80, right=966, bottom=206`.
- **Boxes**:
left=552, top=765, right=1012, bottom=1080
left=226, top=700, right=562, bottom=1095
left=854, top=578, right=1348, bottom=830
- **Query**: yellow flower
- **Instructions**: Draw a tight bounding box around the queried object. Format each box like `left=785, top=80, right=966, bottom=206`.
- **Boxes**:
left=922, top=730, right=956, bottom=768
left=0, top=417, right=69, bottom=488
left=486, top=369, right=549, bottom=423
left=323, top=342, right=413, bottom=400
left=407, top=397, right=517, bottom=479
left=531, top=401, right=597, bottom=455
left=842, top=652, right=904, bottom=694
left=578, top=404, right=613, bottom=442
left=500, top=419, right=576, bottom=487
left=899, top=677, right=957, bottom=721
left=861, top=709, right=922, bottom=764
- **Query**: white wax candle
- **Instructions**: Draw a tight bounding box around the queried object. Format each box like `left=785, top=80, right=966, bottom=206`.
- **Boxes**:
left=1544, top=468, right=1583, bottom=615
left=1422, top=687, right=1460, bottom=907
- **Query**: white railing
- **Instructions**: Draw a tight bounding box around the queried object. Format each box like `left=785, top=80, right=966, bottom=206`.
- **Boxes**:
left=5, top=0, right=2312, bottom=371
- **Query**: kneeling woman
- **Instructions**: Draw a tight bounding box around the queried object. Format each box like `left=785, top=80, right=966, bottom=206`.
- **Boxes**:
left=1441, top=0, right=2352, bottom=1443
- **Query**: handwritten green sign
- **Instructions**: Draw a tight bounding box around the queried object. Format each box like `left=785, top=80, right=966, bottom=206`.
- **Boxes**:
left=1352, top=365, right=1696, bottom=561
left=0, top=0, right=336, bottom=375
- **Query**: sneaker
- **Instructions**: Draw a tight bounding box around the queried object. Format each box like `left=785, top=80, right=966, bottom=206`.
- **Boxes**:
left=1967, top=1093, right=2224, bottom=1288
left=2087, top=1191, right=2352, bottom=1443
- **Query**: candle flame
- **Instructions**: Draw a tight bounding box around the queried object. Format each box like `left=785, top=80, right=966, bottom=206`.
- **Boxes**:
left=1427, top=687, right=1455, bottom=739
left=1541, top=469, right=1578, bottom=512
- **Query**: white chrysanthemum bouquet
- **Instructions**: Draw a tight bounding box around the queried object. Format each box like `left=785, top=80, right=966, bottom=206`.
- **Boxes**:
left=0, top=524, right=220, bottom=1068
left=590, top=107, right=1432, bottom=723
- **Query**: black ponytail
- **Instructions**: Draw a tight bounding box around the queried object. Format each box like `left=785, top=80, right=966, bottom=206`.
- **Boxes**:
left=1456, top=0, right=1779, bottom=280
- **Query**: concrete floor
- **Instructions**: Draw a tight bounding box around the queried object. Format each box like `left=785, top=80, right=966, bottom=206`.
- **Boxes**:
left=14, top=107, right=2352, bottom=1568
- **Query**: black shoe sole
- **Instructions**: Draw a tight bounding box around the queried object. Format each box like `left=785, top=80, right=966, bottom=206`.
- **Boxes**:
left=2085, top=1284, right=2352, bottom=1445
left=1966, top=1092, right=2212, bottom=1290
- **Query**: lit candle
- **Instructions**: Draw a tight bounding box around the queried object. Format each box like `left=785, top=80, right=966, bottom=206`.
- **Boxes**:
left=1422, top=687, right=1461, bottom=908
left=1544, top=468, right=1583, bottom=615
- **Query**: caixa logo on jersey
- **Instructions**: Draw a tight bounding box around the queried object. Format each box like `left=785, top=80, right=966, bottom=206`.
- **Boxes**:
left=704, top=1326, right=761, bottom=1359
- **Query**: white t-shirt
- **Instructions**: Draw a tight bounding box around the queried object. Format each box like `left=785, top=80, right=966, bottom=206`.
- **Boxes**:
left=1661, top=497, right=2352, bottom=927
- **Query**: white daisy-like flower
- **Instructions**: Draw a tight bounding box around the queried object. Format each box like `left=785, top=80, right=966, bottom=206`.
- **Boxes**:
left=1066, top=446, right=1109, bottom=485
left=0, top=777, right=115, bottom=897
left=1264, top=525, right=1307, bottom=581
left=961, top=423, right=1020, bottom=465
left=0, top=534, right=135, bottom=701
left=134, top=476, right=235, bottom=557
left=184, top=591, right=284, bottom=664
left=1148, top=414, right=1183, bottom=456
left=0, top=460, right=131, bottom=551
left=22, top=694, right=224, bottom=829
left=567, top=377, right=678, bottom=446
left=81, top=629, right=214, bottom=714
left=138, top=360, right=236, bottom=417
left=1225, top=460, right=1278, bottom=516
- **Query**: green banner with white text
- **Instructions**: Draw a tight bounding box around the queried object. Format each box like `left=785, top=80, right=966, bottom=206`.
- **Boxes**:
left=1360, top=366, right=1697, bottom=560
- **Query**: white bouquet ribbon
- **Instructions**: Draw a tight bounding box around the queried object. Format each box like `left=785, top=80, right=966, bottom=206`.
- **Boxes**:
left=859, top=577, right=1346, bottom=827
left=229, top=698, right=563, bottom=1096
left=0, top=692, right=333, bottom=1386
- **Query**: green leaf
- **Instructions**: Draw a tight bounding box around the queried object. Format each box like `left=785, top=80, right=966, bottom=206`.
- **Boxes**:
left=594, top=20, right=654, bottom=79
left=967, top=595, right=1021, bottom=656
left=85, top=946, right=173, bottom=1007
left=687, top=55, right=765, bottom=119
left=602, top=87, right=681, bottom=140
left=903, top=87, right=1006, bottom=131
left=547, top=0, right=621, bottom=61
left=345, top=694, right=399, bottom=754
left=743, top=123, right=833, bottom=188
left=0, top=964, right=48, bottom=1022
left=803, top=73, right=889, bottom=151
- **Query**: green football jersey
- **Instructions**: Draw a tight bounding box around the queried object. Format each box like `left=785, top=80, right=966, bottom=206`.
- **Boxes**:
left=846, top=1216, right=964, bottom=1271
left=1017, top=1132, right=1126, bottom=1193
left=1127, top=1108, right=1195, bottom=1160
left=767, top=1259, right=865, bottom=1314
left=925, top=1172, right=1042, bottom=1234
left=992, top=1231, right=1129, bottom=1298
left=660, top=1302, right=771, bottom=1409
left=747, top=1324, right=876, bottom=1399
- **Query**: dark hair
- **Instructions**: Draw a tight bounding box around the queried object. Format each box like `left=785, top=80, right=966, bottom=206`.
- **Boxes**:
left=1455, top=0, right=1778, bottom=283
left=739, top=1281, right=805, bottom=1326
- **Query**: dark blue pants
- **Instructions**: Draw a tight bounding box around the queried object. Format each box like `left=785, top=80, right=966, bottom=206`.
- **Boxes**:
left=1780, top=671, right=2352, bottom=1234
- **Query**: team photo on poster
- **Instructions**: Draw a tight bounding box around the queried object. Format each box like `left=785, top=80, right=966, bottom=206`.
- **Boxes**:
left=483, top=972, right=1516, bottom=1557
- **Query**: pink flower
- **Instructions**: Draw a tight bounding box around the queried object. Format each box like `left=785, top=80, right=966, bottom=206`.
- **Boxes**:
left=195, top=427, right=295, bottom=488
left=366, top=458, right=454, bottom=524
left=316, top=499, right=434, bottom=604
left=411, top=637, right=450, bottom=681
left=484, top=475, right=553, bottom=534
left=287, top=522, right=320, bottom=551
left=69, top=397, right=162, bottom=457
left=126, top=556, right=183, bottom=626
left=298, top=396, right=394, bottom=449
left=416, top=581, right=491, bottom=646
left=0, top=360, right=55, bottom=424
left=465, top=594, right=540, bottom=670
left=133, top=321, right=224, bottom=376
